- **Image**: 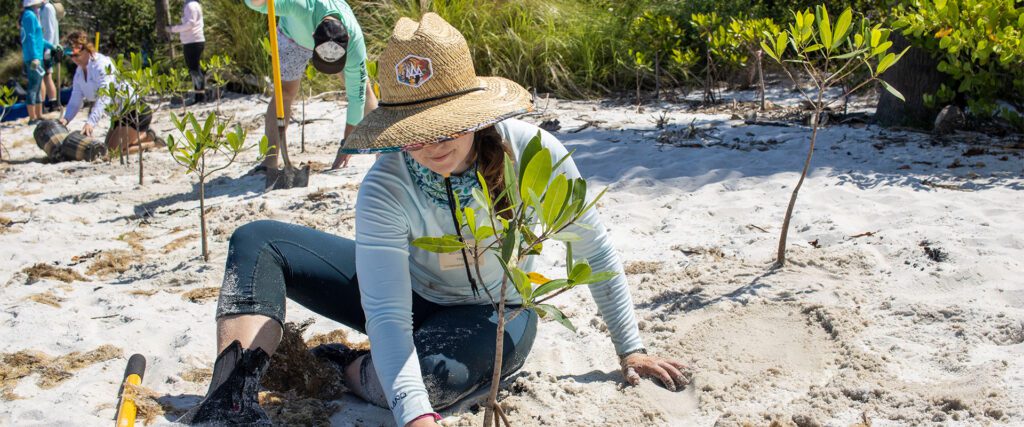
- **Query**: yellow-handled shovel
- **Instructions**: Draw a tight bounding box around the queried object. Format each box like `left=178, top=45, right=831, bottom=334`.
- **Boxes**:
left=114, top=354, right=146, bottom=427
left=265, top=0, right=310, bottom=190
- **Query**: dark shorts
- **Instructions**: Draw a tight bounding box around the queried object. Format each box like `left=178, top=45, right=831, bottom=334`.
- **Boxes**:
left=111, top=106, right=153, bottom=132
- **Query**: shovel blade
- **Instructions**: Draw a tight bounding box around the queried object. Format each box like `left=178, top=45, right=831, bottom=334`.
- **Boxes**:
left=265, top=164, right=310, bottom=190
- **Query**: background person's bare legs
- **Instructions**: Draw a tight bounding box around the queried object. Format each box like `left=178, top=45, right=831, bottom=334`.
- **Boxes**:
left=261, top=79, right=301, bottom=170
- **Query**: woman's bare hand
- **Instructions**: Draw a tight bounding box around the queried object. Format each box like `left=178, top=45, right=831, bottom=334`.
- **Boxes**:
left=620, top=352, right=692, bottom=392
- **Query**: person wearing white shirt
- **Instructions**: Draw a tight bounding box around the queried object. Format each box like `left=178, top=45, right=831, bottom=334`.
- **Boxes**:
left=168, top=0, right=206, bottom=104
left=58, top=31, right=160, bottom=154
left=39, top=0, right=59, bottom=112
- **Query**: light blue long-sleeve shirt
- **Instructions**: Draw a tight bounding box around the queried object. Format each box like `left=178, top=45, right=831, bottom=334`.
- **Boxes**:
left=355, top=118, right=644, bottom=426
left=20, top=9, right=55, bottom=63
left=244, top=0, right=367, bottom=125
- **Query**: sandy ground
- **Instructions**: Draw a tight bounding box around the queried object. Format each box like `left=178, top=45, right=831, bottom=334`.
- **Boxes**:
left=0, top=88, right=1022, bottom=426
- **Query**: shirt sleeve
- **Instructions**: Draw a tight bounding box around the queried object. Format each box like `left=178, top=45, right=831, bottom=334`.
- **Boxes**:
left=20, top=13, right=37, bottom=61
left=243, top=0, right=304, bottom=15
left=529, top=124, right=645, bottom=355
left=343, top=31, right=368, bottom=126
left=87, top=60, right=117, bottom=127
left=63, top=72, right=84, bottom=123
left=41, top=7, right=58, bottom=46
left=354, top=176, right=435, bottom=427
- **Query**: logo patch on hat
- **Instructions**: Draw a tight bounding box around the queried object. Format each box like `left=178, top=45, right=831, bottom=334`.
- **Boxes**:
left=315, top=41, right=347, bottom=62
left=395, top=55, right=432, bottom=88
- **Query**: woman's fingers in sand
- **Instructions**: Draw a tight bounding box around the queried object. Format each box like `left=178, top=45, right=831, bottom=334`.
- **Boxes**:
left=622, top=354, right=694, bottom=392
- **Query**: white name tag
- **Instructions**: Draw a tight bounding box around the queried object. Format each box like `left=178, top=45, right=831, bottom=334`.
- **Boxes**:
left=439, top=240, right=487, bottom=271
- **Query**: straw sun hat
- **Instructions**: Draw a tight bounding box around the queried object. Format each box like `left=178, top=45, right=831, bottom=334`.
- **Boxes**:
left=341, top=13, right=533, bottom=154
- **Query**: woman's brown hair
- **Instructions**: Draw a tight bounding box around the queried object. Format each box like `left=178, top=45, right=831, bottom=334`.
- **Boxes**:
left=63, top=30, right=96, bottom=56
left=473, top=126, right=515, bottom=219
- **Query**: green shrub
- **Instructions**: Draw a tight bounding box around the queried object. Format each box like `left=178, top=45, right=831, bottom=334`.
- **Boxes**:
left=203, top=0, right=270, bottom=92
left=892, top=0, right=1024, bottom=119
left=62, top=0, right=159, bottom=56
left=356, top=0, right=638, bottom=97
left=628, top=11, right=692, bottom=100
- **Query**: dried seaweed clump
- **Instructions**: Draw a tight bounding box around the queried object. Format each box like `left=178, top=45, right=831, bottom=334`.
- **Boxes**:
left=181, top=287, right=220, bottom=303
left=1, top=344, right=121, bottom=400
left=261, top=320, right=346, bottom=400
left=260, top=390, right=340, bottom=427
left=22, top=263, right=87, bottom=283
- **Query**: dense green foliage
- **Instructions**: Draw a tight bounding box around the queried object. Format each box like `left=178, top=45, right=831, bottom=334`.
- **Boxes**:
left=892, top=0, right=1024, bottom=118
left=203, top=0, right=270, bottom=90
left=62, top=0, right=160, bottom=57
left=4, top=0, right=1015, bottom=113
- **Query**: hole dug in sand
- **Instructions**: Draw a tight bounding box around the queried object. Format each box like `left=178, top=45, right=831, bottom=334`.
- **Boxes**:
left=1, top=345, right=121, bottom=400
left=673, top=304, right=841, bottom=414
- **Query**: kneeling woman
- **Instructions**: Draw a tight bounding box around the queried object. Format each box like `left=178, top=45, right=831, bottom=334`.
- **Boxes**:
left=58, top=31, right=159, bottom=154
left=181, top=13, right=689, bottom=427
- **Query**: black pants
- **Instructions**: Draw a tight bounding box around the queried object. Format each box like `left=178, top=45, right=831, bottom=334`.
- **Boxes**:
left=183, top=42, right=206, bottom=102
left=216, top=220, right=538, bottom=409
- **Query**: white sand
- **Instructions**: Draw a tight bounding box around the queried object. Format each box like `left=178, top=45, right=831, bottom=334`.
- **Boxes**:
left=1, top=90, right=1021, bottom=426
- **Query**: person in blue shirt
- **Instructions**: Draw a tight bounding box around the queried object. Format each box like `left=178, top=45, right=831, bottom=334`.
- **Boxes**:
left=178, top=13, right=690, bottom=427
left=20, top=0, right=56, bottom=124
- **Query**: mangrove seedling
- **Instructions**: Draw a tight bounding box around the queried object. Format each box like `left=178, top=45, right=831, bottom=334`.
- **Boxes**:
left=760, top=5, right=906, bottom=265
left=166, top=111, right=269, bottom=261
left=99, top=52, right=160, bottom=185
left=412, top=132, right=615, bottom=427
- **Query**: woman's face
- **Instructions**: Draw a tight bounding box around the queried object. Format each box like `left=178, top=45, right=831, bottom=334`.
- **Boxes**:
left=409, top=132, right=475, bottom=176
left=69, top=46, right=89, bottom=67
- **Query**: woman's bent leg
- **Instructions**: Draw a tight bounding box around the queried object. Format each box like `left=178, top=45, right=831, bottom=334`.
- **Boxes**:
left=182, top=220, right=364, bottom=425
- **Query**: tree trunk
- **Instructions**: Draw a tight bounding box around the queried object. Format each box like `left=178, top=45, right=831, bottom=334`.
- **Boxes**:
left=483, top=287, right=508, bottom=427
left=154, top=0, right=175, bottom=58
left=654, top=52, right=661, bottom=101
left=875, top=32, right=947, bottom=129
left=776, top=112, right=820, bottom=266
left=757, top=51, right=766, bottom=111
left=137, top=117, right=144, bottom=186
left=199, top=172, right=208, bottom=262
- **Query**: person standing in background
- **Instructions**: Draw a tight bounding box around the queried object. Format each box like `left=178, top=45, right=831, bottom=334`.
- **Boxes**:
left=39, top=0, right=60, bottom=113
left=243, top=0, right=377, bottom=172
left=169, top=0, right=206, bottom=104
left=20, top=0, right=55, bottom=125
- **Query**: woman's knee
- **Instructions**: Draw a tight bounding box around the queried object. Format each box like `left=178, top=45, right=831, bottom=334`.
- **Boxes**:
left=228, top=220, right=288, bottom=253
left=420, top=354, right=476, bottom=409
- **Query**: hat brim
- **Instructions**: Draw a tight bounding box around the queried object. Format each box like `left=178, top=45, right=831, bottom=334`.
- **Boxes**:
left=311, top=54, right=345, bottom=75
left=342, top=76, right=532, bottom=154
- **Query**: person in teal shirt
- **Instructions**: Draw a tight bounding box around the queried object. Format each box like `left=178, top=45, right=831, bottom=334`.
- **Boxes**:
left=20, top=0, right=56, bottom=124
left=245, top=0, right=377, bottom=172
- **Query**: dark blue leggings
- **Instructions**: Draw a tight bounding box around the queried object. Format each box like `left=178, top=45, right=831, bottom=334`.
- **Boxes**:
left=216, top=220, right=538, bottom=409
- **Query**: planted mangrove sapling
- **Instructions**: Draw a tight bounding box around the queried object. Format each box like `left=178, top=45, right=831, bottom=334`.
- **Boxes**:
left=166, top=111, right=269, bottom=261
left=412, top=132, right=614, bottom=427
left=203, top=55, right=233, bottom=114
left=100, top=52, right=159, bottom=185
left=760, top=5, right=906, bottom=266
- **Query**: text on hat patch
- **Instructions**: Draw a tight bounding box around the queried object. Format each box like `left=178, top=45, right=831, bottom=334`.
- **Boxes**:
left=395, top=55, right=433, bottom=88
